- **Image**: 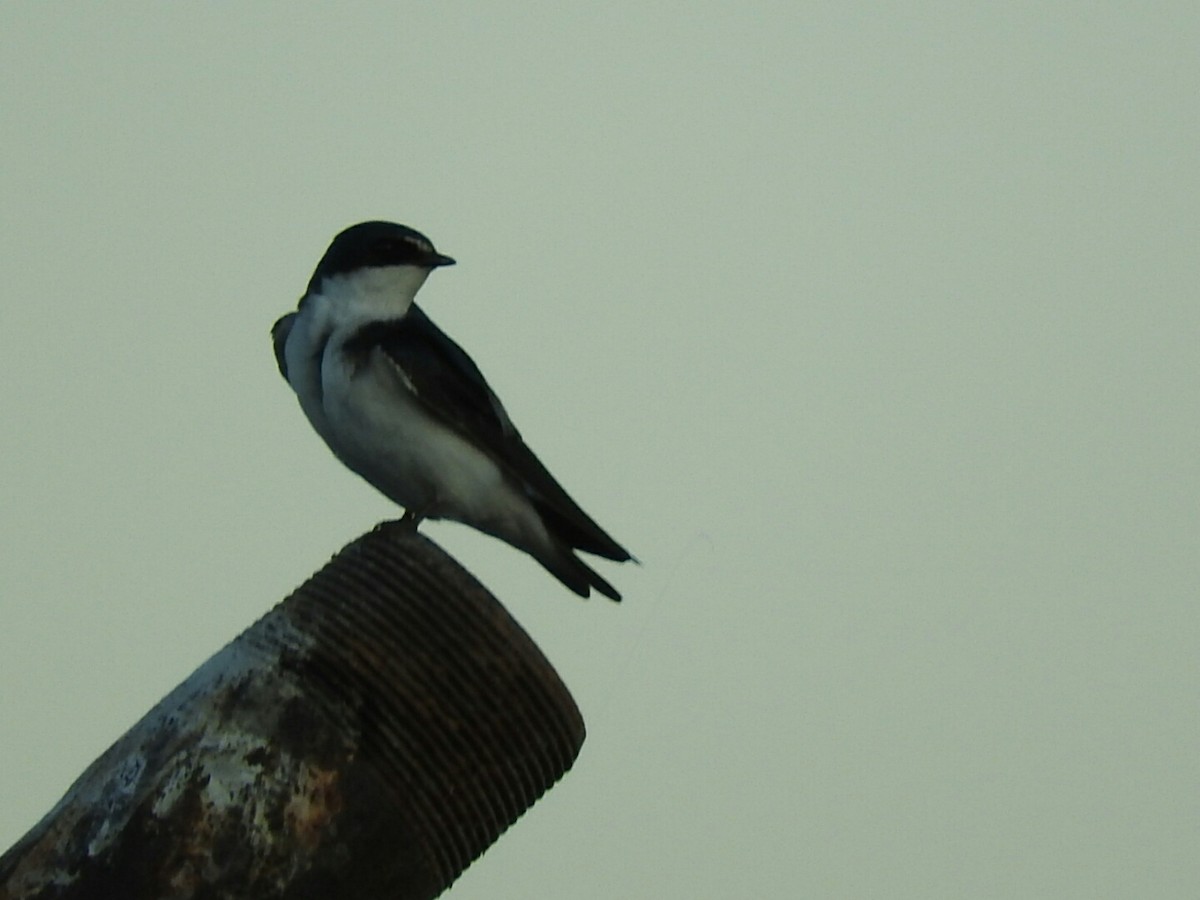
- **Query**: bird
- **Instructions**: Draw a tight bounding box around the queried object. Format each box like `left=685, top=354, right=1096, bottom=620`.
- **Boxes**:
left=272, top=220, right=632, bottom=600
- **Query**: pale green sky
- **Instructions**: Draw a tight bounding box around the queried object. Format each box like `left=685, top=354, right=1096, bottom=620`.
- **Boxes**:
left=1, top=4, right=1197, bottom=897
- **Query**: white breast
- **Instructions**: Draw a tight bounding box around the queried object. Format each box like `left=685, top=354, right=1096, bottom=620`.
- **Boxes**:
left=319, top=342, right=513, bottom=519
left=282, top=268, right=551, bottom=550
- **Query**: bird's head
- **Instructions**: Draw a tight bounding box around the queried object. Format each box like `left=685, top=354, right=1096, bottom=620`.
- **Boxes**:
left=306, top=221, right=456, bottom=299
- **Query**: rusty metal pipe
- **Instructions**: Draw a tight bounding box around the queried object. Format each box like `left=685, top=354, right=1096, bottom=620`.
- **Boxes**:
left=1, top=524, right=584, bottom=900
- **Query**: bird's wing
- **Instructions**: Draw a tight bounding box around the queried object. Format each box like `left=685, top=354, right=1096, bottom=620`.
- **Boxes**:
left=344, top=306, right=629, bottom=560
left=271, top=312, right=296, bottom=380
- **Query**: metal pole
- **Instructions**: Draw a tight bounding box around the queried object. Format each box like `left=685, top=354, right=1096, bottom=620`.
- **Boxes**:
left=1, top=523, right=584, bottom=900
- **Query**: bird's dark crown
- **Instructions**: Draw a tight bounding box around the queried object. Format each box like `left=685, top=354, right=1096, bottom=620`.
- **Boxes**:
left=308, top=221, right=455, bottom=293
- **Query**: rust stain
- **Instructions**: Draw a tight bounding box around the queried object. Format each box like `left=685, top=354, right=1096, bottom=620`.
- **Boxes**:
left=283, top=764, right=343, bottom=852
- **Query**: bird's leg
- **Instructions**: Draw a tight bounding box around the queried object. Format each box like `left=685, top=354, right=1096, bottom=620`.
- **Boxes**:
left=398, top=500, right=436, bottom=532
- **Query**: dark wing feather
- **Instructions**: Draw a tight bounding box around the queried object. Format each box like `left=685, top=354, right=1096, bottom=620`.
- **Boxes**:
left=345, top=307, right=630, bottom=561
left=271, top=312, right=296, bottom=380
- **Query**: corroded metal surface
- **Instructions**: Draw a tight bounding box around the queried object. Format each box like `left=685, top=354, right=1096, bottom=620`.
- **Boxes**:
left=0, top=524, right=585, bottom=900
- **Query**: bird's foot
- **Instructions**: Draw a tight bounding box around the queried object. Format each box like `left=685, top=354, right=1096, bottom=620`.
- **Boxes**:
left=398, top=505, right=432, bottom=533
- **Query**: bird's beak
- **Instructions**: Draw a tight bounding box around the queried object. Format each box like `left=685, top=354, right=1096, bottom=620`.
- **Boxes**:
left=430, top=253, right=456, bottom=268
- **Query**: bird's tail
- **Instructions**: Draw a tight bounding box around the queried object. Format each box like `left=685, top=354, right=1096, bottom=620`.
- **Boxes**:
left=537, top=545, right=622, bottom=602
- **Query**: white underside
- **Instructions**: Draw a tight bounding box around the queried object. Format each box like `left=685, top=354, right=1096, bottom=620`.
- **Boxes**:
left=282, top=268, right=551, bottom=551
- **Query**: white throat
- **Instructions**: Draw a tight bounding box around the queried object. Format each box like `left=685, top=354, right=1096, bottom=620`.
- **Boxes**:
left=313, top=265, right=431, bottom=328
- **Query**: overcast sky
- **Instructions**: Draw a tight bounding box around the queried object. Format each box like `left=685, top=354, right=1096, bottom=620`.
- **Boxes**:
left=1, top=4, right=1197, bottom=897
